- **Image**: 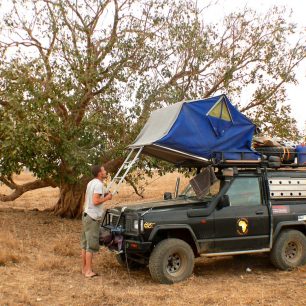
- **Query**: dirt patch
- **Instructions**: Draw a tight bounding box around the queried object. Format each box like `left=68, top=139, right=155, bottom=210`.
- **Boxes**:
left=0, top=173, right=306, bottom=305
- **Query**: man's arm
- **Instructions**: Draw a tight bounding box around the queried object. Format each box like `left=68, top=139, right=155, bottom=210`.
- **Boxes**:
left=92, top=193, right=112, bottom=206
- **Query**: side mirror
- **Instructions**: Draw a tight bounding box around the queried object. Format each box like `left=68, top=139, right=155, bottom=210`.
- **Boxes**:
left=164, top=192, right=172, bottom=200
left=218, top=194, right=230, bottom=208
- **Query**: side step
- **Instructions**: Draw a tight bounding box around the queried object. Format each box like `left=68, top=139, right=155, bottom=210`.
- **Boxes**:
left=201, top=248, right=271, bottom=257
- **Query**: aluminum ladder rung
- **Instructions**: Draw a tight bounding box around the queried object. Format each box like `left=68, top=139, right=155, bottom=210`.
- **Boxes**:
left=107, top=147, right=143, bottom=194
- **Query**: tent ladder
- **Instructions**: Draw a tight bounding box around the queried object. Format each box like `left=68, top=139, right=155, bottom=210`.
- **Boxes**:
left=107, top=146, right=143, bottom=195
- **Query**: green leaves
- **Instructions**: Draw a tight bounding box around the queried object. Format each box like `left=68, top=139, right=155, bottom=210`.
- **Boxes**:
left=0, top=0, right=305, bottom=200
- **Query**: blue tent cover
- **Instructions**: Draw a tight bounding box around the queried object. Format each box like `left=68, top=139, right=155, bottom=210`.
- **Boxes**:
left=130, top=95, right=258, bottom=166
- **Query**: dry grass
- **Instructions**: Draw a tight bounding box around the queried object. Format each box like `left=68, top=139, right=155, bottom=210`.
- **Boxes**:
left=0, top=231, right=22, bottom=266
left=52, top=236, right=78, bottom=257
left=0, top=248, right=20, bottom=266
left=0, top=171, right=190, bottom=211
left=106, top=170, right=191, bottom=207
left=0, top=172, right=306, bottom=305
left=37, top=255, right=63, bottom=271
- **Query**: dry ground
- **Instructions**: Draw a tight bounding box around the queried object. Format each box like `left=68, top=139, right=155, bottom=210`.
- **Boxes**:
left=0, top=172, right=305, bottom=306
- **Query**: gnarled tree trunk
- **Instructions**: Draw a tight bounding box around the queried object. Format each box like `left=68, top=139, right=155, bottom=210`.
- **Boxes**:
left=51, top=180, right=88, bottom=218
left=51, top=158, right=128, bottom=218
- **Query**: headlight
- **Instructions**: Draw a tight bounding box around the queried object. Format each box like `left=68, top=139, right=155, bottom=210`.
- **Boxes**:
left=132, top=219, right=144, bottom=232
left=133, top=220, right=139, bottom=230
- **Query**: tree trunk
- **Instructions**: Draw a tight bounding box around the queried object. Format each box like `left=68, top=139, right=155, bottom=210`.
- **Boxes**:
left=51, top=158, right=124, bottom=218
left=51, top=180, right=87, bottom=218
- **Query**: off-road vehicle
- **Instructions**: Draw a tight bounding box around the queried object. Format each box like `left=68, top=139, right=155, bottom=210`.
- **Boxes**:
left=101, top=159, right=306, bottom=284
left=101, top=95, right=306, bottom=283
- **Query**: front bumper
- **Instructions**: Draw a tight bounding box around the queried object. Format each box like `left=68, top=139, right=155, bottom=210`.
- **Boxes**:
left=101, top=225, right=152, bottom=254
left=125, top=240, right=152, bottom=254
left=102, top=210, right=152, bottom=253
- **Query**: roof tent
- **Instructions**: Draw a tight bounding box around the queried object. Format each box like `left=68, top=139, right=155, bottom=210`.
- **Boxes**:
left=129, top=95, right=258, bottom=166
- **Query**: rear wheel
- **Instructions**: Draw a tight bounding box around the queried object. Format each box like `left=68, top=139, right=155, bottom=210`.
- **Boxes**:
left=270, top=230, right=306, bottom=270
left=149, top=238, right=194, bottom=284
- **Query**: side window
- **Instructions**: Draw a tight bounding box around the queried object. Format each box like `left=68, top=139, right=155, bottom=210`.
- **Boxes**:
left=226, top=177, right=261, bottom=206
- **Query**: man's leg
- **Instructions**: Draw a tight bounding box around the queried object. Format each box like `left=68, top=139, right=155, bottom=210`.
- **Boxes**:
left=84, top=251, right=96, bottom=277
left=82, top=215, right=100, bottom=277
left=81, top=249, right=86, bottom=274
left=80, top=216, right=87, bottom=274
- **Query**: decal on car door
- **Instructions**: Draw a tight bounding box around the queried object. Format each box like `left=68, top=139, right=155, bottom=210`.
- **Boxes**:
left=236, top=218, right=249, bottom=235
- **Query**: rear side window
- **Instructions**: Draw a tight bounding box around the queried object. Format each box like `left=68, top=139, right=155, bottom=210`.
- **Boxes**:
left=226, top=177, right=261, bottom=206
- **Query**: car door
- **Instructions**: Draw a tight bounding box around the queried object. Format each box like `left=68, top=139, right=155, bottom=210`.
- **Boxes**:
left=213, top=176, right=270, bottom=252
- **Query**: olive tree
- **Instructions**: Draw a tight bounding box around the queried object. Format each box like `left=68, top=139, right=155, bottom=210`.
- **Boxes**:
left=0, top=0, right=305, bottom=217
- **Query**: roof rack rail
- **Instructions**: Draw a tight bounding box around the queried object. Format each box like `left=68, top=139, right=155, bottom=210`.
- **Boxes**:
left=211, top=151, right=306, bottom=169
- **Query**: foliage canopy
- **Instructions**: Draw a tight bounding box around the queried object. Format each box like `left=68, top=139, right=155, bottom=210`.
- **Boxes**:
left=0, top=0, right=305, bottom=216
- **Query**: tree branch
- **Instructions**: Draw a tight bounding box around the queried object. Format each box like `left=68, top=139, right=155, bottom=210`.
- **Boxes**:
left=0, top=179, right=53, bottom=202
left=125, top=176, right=144, bottom=198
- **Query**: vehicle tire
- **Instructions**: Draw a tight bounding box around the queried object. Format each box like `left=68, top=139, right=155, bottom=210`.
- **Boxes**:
left=116, top=253, right=145, bottom=270
left=149, top=238, right=194, bottom=284
left=270, top=230, right=306, bottom=270
left=255, top=146, right=295, bottom=163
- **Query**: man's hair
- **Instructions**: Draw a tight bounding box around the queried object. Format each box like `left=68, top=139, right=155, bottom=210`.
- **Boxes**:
left=91, top=165, right=102, bottom=177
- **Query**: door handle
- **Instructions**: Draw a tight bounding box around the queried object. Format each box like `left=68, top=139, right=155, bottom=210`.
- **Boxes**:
left=255, top=210, right=264, bottom=215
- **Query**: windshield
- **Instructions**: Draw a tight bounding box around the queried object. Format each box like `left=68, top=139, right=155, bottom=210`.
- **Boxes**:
left=179, top=179, right=220, bottom=199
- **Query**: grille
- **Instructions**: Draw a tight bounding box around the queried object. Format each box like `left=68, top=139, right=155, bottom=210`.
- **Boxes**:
left=125, top=217, right=132, bottom=232
left=104, top=212, right=138, bottom=234
left=108, top=213, right=124, bottom=227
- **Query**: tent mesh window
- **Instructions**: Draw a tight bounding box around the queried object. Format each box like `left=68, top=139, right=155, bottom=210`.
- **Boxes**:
left=208, top=97, right=232, bottom=121
left=207, top=96, right=233, bottom=137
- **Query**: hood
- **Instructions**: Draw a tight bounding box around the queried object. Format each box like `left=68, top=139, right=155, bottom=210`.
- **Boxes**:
left=114, top=197, right=203, bottom=213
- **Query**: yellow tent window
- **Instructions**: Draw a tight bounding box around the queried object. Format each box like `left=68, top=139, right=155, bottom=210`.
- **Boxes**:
left=208, top=99, right=232, bottom=122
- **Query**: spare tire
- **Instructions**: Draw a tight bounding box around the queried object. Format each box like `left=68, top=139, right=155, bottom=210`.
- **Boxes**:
left=255, top=146, right=295, bottom=164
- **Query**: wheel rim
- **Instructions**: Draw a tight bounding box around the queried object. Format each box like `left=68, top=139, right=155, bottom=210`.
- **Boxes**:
left=166, top=253, right=181, bottom=274
left=285, top=241, right=300, bottom=262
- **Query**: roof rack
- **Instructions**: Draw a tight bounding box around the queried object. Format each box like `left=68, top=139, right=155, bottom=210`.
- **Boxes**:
left=211, top=151, right=306, bottom=170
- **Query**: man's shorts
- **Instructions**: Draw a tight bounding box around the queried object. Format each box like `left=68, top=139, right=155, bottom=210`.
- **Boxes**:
left=80, top=213, right=101, bottom=253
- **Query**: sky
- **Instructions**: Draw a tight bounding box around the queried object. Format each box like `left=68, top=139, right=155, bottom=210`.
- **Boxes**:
left=204, top=0, right=306, bottom=132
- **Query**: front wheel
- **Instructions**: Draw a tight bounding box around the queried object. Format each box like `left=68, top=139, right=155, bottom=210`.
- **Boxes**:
left=149, top=238, right=194, bottom=284
left=270, top=229, right=306, bottom=270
